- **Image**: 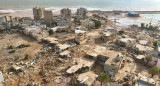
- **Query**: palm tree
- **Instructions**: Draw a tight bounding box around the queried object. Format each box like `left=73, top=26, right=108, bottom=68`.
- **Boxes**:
left=99, top=72, right=110, bottom=86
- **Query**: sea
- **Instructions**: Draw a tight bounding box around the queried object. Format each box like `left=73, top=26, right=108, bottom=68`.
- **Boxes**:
left=0, top=0, right=160, bottom=20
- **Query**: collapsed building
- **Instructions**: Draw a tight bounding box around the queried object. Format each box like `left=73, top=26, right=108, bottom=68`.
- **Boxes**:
left=135, top=73, right=156, bottom=86
left=23, top=26, right=49, bottom=40
left=101, top=28, right=117, bottom=42
left=77, top=71, right=98, bottom=86
left=55, top=44, right=70, bottom=53
left=80, top=19, right=95, bottom=29
left=75, top=30, right=88, bottom=44
left=135, top=44, right=154, bottom=54
left=117, top=37, right=136, bottom=47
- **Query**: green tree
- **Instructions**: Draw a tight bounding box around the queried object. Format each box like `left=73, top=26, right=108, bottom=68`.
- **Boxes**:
left=99, top=72, right=110, bottom=86
left=48, top=29, right=54, bottom=35
left=153, top=41, right=158, bottom=47
left=146, top=55, right=152, bottom=64
left=92, top=19, right=101, bottom=28
left=150, top=65, right=159, bottom=77
left=24, top=54, right=30, bottom=60
left=118, top=30, right=125, bottom=35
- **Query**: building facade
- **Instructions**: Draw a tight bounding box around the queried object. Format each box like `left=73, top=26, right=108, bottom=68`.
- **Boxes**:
left=33, top=7, right=45, bottom=20
left=77, top=8, right=87, bottom=16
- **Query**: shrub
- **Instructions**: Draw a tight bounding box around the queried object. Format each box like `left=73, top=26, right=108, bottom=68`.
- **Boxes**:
left=24, top=54, right=30, bottom=60
left=9, top=50, right=16, bottom=53
left=153, top=41, right=158, bottom=47
left=7, top=45, right=14, bottom=49
left=17, top=44, right=31, bottom=48
left=48, top=29, right=54, bottom=35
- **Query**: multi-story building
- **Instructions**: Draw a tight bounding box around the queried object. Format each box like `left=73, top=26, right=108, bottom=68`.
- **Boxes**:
left=60, top=8, right=71, bottom=19
left=44, top=10, right=53, bottom=22
left=33, top=7, right=45, bottom=20
left=77, top=8, right=87, bottom=16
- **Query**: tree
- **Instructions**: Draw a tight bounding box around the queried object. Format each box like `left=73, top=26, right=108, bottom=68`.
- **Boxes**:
left=153, top=41, right=158, bottom=47
left=146, top=55, right=152, bottom=64
left=118, top=30, right=125, bottom=35
left=150, top=65, right=159, bottom=77
left=92, top=19, right=101, bottom=28
left=24, top=54, right=30, bottom=60
left=48, top=29, right=54, bottom=35
left=141, top=23, right=145, bottom=29
left=99, top=72, right=110, bottom=86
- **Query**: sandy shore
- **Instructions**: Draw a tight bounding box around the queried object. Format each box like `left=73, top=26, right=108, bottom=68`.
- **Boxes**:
left=0, top=10, right=62, bottom=18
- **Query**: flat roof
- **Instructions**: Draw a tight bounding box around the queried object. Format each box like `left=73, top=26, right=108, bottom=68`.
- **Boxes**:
left=103, top=32, right=111, bottom=37
left=12, top=65, right=21, bottom=70
left=119, top=37, right=136, bottom=43
left=135, top=44, right=154, bottom=52
left=137, top=73, right=156, bottom=85
left=60, top=50, right=71, bottom=56
left=75, top=30, right=87, bottom=34
left=77, top=71, right=98, bottom=86
left=136, top=55, right=145, bottom=60
left=0, top=71, right=3, bottom=82
left=57, top=44, right=70, bottom=50
left=42, top=37, right=58, bottom=44
left=66, top=57, right=95, bottom=74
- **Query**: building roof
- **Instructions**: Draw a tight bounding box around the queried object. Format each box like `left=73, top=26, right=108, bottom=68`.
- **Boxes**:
left=135, top=44, right=154, bottom=52
left=66, top=57, right=95, bottom=74
left=12, top=65, right=21, bottom=70
left=139, top=40, right=148, bottom=45
left=0, top=71, right=4, bottom=83
left=75, top=30, right=87, bottom=34
left=42, top=37, right=58, bottom=44
left=56, top=44, right=70, bottom=50
left=119, top=37, right=136, bottom=43
left=136, top=73, right=156, bottom=86
left=77, top=71, right=98, bottom=86
left=136, top=55, right=145, bottom=60
left=103, top=32, right=111, bottom=37
left=60, top=50, right=71, bottom=56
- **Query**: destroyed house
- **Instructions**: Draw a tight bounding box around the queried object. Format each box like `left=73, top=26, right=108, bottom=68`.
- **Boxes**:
left=135, top=44, right=154, bottom=54
left=59, top=50, right=71, bottom=58
left=101, top=29, right=117, bottom=42
left=117, top=37, right=136, bottom=47
left=75, top=30, right=88, bottom=45
left=55, top=44, right=70, bottom=53
left=42, top=37, right=58, bottom=45
left=97, top=55, right=109, bottom=65
left=98, top=51, right=122, bottom=74
left=66, top=57, right=95, bottom=74
left=77, top=71, right=98, bottom=86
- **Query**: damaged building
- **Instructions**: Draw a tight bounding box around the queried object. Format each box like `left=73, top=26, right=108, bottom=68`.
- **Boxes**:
left=33, top=7, right=45, bottom=20
left=75, top=30, right=88, bottom=44
left=101, top=28, right=117, bottom=42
